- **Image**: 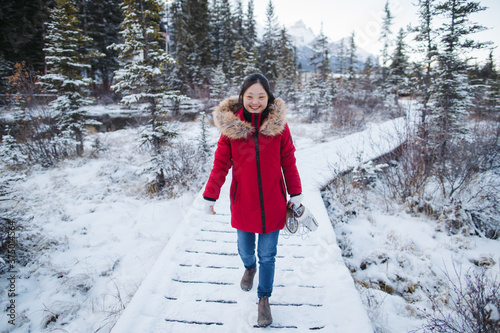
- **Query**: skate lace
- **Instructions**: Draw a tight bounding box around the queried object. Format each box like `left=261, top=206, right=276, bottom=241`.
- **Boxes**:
left=281, top=216, right=311, bottom=240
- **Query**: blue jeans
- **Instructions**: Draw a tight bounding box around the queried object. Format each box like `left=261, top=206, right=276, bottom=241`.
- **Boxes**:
left=237, top=229, right=280, bottom=299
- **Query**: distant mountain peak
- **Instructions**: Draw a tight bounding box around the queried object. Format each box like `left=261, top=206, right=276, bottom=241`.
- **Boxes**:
left=287, top=20, right=316, bottom=46
left=290, top=20, right=308, bottom=29
left=286, top=20, right=377, bottom=70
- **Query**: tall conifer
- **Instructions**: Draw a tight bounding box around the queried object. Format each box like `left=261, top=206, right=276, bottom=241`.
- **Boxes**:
left=379, top=0, right=393, bottom=81
left=172, top=0, right=211, bottom=95
left=432, top=0, right=489, bottom=196
left=276, top=27, right=298, bottom=102
left=259, top=0, right=280, bottom=85
left=388, top=28, right=410, bottom=110
left=243, top=0, right=257, bottom=52
left=81, top=0, right=123, bottom=95
left=310, top=26, right=331, bottom=80
left=218, top=0, right=236, bottom=75
left=411, top=0, right=439, bottom=137
left=433, top=0, right=489, bottom=143
left=110, top=0, right=176, bottom=152
left=41, top=0, right=96, bottom=156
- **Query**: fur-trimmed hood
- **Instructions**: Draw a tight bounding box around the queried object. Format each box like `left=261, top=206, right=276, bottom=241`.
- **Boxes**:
left=213, top=96, right=287, bottom=140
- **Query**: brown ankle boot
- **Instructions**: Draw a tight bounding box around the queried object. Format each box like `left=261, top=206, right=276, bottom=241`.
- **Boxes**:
left=240, top=268, right=257, bottom=291
left=258, top=296, right=272, bottom=327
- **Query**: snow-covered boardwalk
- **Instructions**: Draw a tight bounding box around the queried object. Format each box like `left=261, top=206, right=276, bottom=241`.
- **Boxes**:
left=111, top=119, right=404, bottom=332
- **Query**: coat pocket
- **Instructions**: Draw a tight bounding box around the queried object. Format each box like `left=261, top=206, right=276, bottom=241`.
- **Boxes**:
left=279, top=178, right=287, bottom=202
left=231, top=181, right=239, bottom=204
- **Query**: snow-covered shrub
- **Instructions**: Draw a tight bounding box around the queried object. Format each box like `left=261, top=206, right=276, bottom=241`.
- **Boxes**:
left=332, top=100, right=363, bottom=133
left=140, top=115, right=212, bottom=198
left=432, top=131, right=499, bottom=238
left=2, top=106, right=85, bottom=167
left=418, top=267, right=500, bottom=333
left=197, top=111, right=213, bottom=158
left=89, top=136, right=108, bottom=158
left=143, top=135, right=210, bottom=198
left=321, top=167, right=364, bottom=226
left=351, top=161, right=387, bottom=189
left=160, top=140, right=210, bottom=197
left=322, top=160, right=386, bottom=226
left=375, top=119, right=500, bottom=239
left=0, top=132, right=28, bottom=171
left=378, top=139, right=431, bottom=206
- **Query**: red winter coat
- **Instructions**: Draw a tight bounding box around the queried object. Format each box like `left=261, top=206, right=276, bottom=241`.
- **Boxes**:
left=203, top=97, right=302, bottom=234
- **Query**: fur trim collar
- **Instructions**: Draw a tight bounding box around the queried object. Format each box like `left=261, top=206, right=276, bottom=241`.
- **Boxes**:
left=213, top=96, right=287, bottom=140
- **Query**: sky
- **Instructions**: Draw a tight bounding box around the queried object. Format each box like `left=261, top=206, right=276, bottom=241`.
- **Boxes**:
left=251, top=0, right=500, bottom=65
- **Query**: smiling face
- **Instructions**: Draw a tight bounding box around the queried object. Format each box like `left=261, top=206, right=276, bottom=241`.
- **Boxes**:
left=243, top=83, right=269, bottom=114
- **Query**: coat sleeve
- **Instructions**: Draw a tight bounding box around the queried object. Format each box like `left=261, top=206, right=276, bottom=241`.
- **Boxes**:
left=203, top=135, right=232, bottom=200
left=280, top=124, right=302, bottom=196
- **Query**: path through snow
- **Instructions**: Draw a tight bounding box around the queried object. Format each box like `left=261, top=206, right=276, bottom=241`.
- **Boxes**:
left=111, top=118, right=405, bottom=332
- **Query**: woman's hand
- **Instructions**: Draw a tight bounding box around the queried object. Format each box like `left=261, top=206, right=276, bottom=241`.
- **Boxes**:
left=288, top=193, right=303, bottom=209
left=204, top=198, right=216, bottom=215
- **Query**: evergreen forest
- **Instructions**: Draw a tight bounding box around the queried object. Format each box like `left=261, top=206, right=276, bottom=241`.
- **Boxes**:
left=1, top=1, right=500, bottom=331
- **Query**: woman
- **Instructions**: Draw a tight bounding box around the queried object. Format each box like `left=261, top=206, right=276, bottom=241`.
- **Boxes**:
left=203, top=74, right=303, bottom=327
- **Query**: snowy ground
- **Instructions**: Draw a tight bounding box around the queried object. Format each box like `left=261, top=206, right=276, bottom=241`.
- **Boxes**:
left=111, top=173, right=372, bottom=332
left=333, top=207, right=500, bottom=332
left=1, top=103, right=499, bottom=332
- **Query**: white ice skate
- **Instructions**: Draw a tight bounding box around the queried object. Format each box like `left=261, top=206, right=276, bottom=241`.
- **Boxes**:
left=285, top=204, right=318, bottom=235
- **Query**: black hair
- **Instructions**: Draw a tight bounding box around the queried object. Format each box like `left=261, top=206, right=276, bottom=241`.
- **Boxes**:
left=238, top=73, right=275, bottom=107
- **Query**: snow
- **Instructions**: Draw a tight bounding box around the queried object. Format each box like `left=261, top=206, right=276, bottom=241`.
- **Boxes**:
left=1, top=103, right=499, bottom=332
left=0, top=126, right=202, bottom=332
left=335, top=209, right=500, bottom=332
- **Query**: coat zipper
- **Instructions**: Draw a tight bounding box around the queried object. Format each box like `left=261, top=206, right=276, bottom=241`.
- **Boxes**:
left=253, top=131, right=266, bottom=234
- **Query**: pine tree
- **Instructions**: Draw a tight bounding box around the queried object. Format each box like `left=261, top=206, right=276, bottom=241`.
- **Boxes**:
left=301, top=74, right=335, bottom=123
left=0, top=130, right=28, bottom=170
left=259, top=0, right=280, bottom=85
left=346, top=31, right=358, bottom=80
left=232, top=40, right=250, bottom=85
left=310, top=25, right=332, bottom=80
left=431, top=0, right=489, bottom=197
left=167, top=0, right=187, bottom=92
left=232, top=0, right=248, bottom=85
left=339, top=31, right=358, bottom=105
left=469, top=51, right=499, bottom=120
left=359, top=56, right=381, bottom=112
left=218, top=0, right=236, bottom=75
left=190, top=0, right=213, bottom=89
left=301, top=74, right=323, bottom=122
left=388, top=28, right=410, bottom=111
left=0, top=55, right=12, bottom=94
left=81, top=0, right=123, bottom=95
left=433, top=0, right=488, bottom=141
left=110, top=0, right=177, bottom=153
left=243, top=0, right=257, bottom=52
left=41, top=0, right=96, bottom=156
left=234, top=0, right=245, bottom=38
left=410, top=0, right=439, bottom=139
left=335, top=32, right=360, bottom=128
left=335, top=38, right=348, bottom=75
left=246, top=46, right=260, bottom=76
left=209, top=0, right=222, bottom=65
left=379, top=0, right=393, bottom=81
left=173, top=0, right=212, bottom=96
left=276, top=27, right=298, bottom=102
left=210, top=64, right=228, bottom=105
left=209, top=0, right=235, bottom=75
left=197, top=110, right=211, bottom=159
left=242, top=0, right=259, bottom=78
